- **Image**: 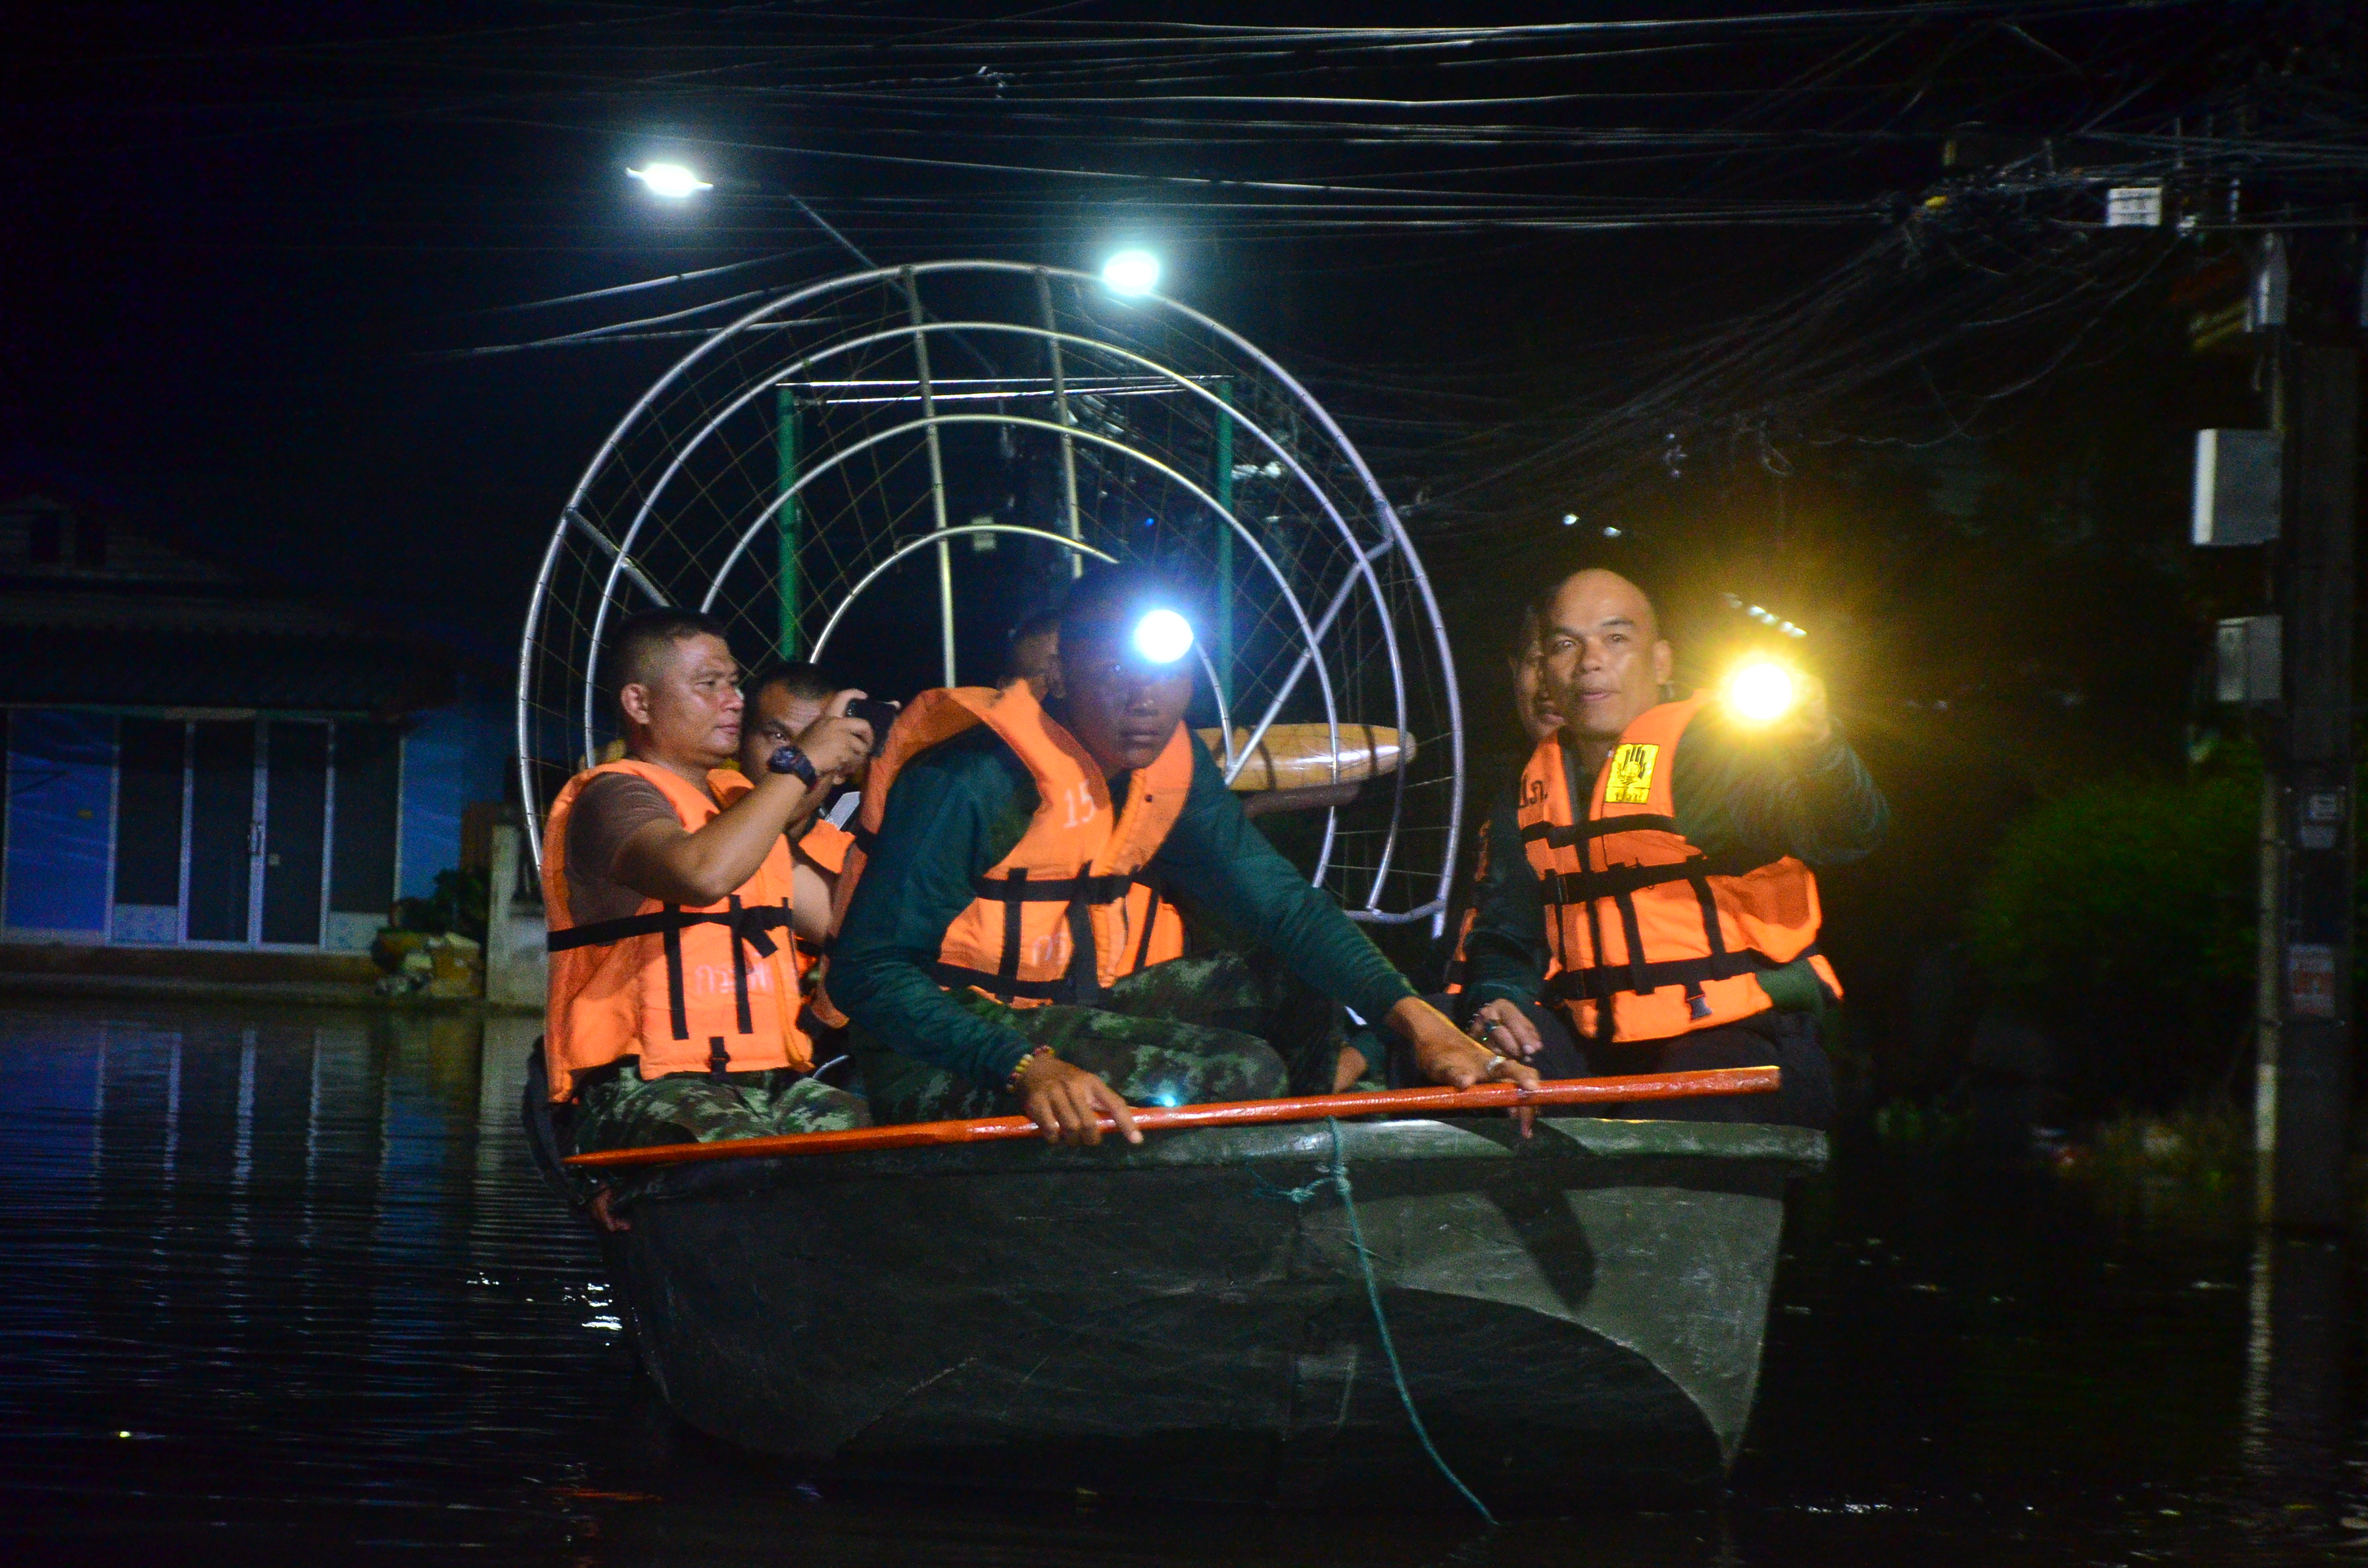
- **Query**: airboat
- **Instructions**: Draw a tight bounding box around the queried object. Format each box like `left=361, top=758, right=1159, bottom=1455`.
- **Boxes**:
left=516, top=260, right=1823, bottom=1511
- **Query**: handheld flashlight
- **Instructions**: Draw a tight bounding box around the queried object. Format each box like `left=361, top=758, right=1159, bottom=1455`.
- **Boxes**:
left=1131, top=607, right=1196, bottom=665
left=1725, top=659, right=1798, bottom=725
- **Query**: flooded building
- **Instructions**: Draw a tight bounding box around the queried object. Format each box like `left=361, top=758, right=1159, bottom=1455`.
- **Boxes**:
left=0, top=482, right=510, bottom=958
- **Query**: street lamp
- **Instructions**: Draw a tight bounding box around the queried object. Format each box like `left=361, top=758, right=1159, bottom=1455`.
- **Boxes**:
left=1101, top=249, right=1161, bottom=296
left=628, top=163, right=713, bottom=199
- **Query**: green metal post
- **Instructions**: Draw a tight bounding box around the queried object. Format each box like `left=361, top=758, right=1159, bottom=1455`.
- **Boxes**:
left=775, top=386, right=802, bottom=660
left=1214, top=380, right=1235, bottom=706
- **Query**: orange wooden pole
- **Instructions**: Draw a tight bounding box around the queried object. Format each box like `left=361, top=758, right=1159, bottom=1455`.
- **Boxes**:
left=563, top=1066, right=1780, bottom=1172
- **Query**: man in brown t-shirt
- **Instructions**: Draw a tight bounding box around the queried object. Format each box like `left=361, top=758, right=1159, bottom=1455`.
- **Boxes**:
left=555, top=612, right=875, bottom=1159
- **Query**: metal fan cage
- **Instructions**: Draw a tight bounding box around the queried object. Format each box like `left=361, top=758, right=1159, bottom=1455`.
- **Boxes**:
left=516, top=261, right=1463, bottom=932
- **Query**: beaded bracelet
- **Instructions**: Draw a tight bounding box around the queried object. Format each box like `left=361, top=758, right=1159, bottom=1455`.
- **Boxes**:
left=1005, top=1045, right=1054, bottom=1091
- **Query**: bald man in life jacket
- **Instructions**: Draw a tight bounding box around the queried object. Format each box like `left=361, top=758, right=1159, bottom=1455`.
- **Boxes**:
left=1456, top=569, right=1889, bottom=1128
left=541, top=611, right=877, bottom=1156
left=823, top=566, right=1537, bottom=1147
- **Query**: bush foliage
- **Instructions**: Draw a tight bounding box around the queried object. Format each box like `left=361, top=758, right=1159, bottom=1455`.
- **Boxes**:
left=391, top=866, right=491, bottom=945
left=1968, top=767, right=2258, bottom=1106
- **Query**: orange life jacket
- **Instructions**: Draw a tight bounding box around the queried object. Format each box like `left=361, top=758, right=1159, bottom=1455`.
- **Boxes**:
left=792, top=816, right=856, bottom=993
left=1519, top=698, right=1839, bottom=1044
left=817, top=682, right=1192, bottom=1017
left=1439, top=825, right=1493, bottom=997
left=800, top=817, right=855, bottom=877
left=707, top=774, right=860, bottom=999
left=541, top=759, right=810, bottom=1101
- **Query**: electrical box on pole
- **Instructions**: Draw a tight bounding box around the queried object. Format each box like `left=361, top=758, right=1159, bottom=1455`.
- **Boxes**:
left=2192, top=430, right=2283, bottom=546
left=2216, top=615, right=2282, bottom=705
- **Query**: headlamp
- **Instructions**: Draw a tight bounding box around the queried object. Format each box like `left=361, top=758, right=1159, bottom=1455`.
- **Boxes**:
left=1725, top=660, right=1798, bottom=725
left=1130, top=607, right=1196, bottom=666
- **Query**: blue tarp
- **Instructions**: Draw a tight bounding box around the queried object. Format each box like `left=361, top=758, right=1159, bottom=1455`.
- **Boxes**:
left=6, top=710, right=116, bottom=933
left=398, top=684, right=511, bottom=901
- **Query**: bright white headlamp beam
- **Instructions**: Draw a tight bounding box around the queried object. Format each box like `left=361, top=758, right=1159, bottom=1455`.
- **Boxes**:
left=1131, top=608, right=1195, bottom=665
left=627, top=163, right=713, bottom=199
left=1101, top=249, right=1161, bottom=296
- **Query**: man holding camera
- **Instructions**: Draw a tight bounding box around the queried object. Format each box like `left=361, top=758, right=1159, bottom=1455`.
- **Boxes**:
left=1456, top=568, right=1889, bottom=1129
left=734, top=660, right=887, bottom=933
left=540, top=610, right=877, bottom=1156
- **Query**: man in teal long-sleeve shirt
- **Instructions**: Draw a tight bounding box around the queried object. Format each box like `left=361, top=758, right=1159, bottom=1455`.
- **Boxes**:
left=828, top=566, right=1534, bottom=1147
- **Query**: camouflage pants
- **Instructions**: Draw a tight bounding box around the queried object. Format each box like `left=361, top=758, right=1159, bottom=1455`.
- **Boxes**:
left=858, top=950, right=1349, bottom=1125
left=570, top=1062, right=869, bottom=1154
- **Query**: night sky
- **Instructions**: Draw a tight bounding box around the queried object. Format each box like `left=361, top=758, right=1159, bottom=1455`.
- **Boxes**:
left=7, top=4, right=2282, bottom=649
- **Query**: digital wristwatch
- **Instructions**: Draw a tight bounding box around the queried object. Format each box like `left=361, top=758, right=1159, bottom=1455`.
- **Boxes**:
left=766, top=744, right=819, bottom=787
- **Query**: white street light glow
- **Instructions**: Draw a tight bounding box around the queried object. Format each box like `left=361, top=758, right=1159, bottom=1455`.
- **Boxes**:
left=1101, top=249, right=1161, bottom=296
left=628, top=163, right=713, bottom=199
left=1725, top=660, right=1798, bottom=724
left=1131, top=608, right=1195, bottom=665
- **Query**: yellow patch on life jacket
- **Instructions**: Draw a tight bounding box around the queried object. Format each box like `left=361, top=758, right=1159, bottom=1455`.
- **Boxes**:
left=1603, top=742, right=1659, bottom=805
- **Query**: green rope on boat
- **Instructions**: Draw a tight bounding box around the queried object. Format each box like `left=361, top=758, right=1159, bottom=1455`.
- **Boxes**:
left=1253, top=1118, right=1498, bottom=1524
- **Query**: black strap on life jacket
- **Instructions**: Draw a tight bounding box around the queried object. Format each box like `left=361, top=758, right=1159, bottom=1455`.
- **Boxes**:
left=727, top=894, right=753, bottom=1036
left=948, top=862, right=1140, bottom=1005
left=1684, top=872, right=1725, bottom=1019
left=937, top=862, right=1160, bottom=1006
left=1130, top=872, right=1167, bottom=972
left=546, top=903, right=791, bottom=955
left=968, top=868, right=1140, bottom=903
left=548, top=902, right=793, bottom=1042
left=1545, top=942, right=1823, bottom=1008
left=1060, top=866, right=1106, bottom=1006
left=1520, top=813, right=1681, bottom=848
left=995, top=867, right=1027, bottom=1000
left=930, top=962, right=1069, bottom=1002
left=662, top=918, right=689, bottom=1040
left=1579, top=888, right=1616, bottom=1048
left=1528, top=808, right=1777, bottom=1039
left=1536, top=847, right=1775, bottom=906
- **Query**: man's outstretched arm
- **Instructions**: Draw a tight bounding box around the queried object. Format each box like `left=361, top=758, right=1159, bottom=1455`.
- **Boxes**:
left=1673, top=687, right=1889, bottom=866
left=1150, top=744, right=1538, bottom=1097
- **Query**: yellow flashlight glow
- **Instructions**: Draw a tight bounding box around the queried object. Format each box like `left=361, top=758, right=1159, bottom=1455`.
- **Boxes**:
left=1725, top=660, right=1798, bottom=724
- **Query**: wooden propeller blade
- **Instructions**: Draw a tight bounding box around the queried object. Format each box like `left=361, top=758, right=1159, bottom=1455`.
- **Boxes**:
left=1197, top=723, right=1413, bottom=792
left=563, top=1066, right=1780, bottom=1171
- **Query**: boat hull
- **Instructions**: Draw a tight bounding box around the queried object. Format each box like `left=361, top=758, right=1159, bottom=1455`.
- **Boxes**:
left=602, top=1115, right=1823, bottom=1510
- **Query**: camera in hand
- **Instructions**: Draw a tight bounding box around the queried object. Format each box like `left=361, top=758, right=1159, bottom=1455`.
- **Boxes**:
left=843, top=698, right=898, bottom=756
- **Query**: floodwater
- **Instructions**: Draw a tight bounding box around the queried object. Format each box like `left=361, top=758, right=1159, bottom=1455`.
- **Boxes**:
left=0, top=999, right=2358, bottom=1567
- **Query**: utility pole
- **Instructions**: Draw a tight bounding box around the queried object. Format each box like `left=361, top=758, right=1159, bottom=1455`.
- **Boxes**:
left=2269, top=229, right=2360, bottom=1229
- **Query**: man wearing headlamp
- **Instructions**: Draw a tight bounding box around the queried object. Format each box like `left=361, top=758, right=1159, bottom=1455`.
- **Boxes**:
left=824, top=565, right=1535, bottom=1147
left=1456, top=568, right=1889, bottom=1127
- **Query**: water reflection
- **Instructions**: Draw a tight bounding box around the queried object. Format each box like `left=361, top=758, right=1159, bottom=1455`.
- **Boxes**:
left=0, top=997, right=2358, bottom=1566
left=2247, top=1230, right=2355, bottom=1539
